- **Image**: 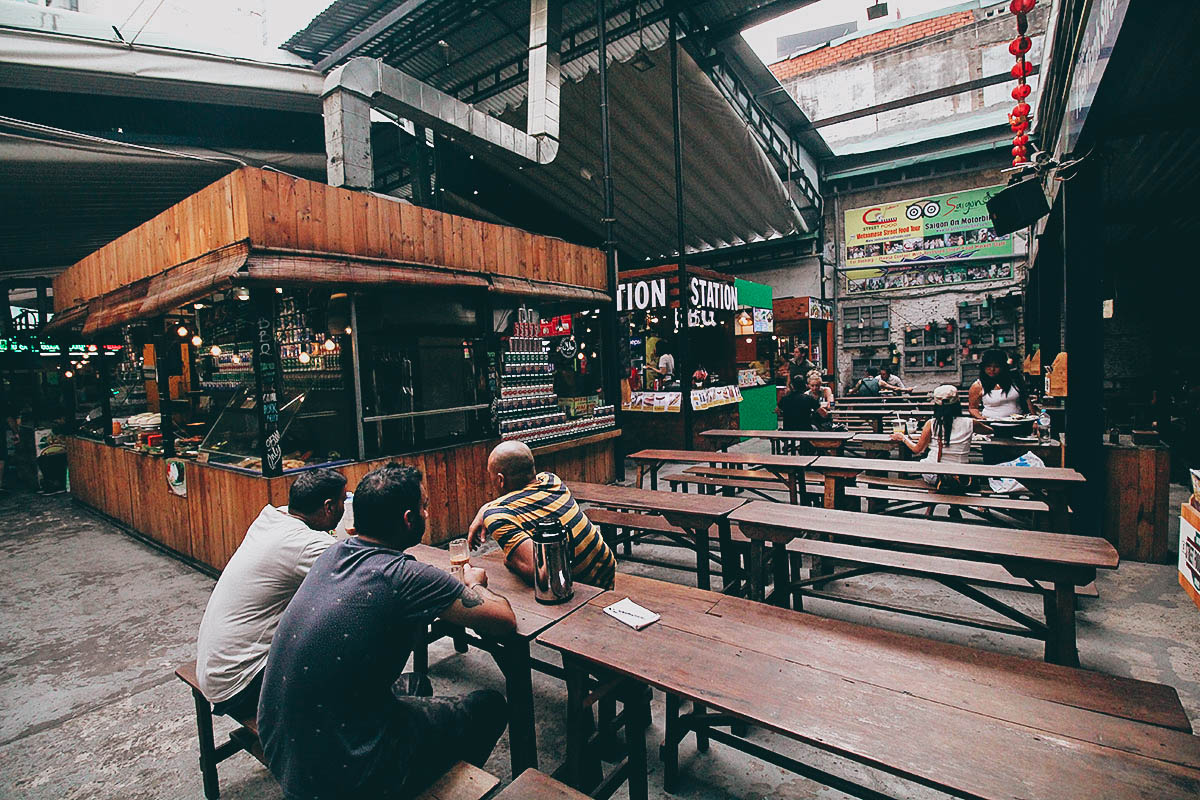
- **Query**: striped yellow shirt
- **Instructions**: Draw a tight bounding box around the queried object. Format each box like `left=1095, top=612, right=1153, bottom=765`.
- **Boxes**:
left=481, top=472, right=616, bottom=589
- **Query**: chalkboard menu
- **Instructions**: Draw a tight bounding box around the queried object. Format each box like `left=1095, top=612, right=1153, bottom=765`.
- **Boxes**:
left=252, top=290, right=284, bottom=477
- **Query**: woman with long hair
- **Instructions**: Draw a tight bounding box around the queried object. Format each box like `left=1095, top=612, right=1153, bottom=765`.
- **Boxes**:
left=892, top=384, right=975, bottom=491
left=968, top=348, right=1035, bottom=420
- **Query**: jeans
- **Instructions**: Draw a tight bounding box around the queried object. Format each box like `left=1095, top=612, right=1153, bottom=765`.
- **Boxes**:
left=392, top=673, right=508, bottom=798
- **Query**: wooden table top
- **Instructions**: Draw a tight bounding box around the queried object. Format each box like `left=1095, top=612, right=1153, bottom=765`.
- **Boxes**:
left=700, top=429, right=857, bottom=442
left=408, top=544, right=605, bottom=640
left=569, top=481, right=747, bottom=519
left=627, top=449, right=818, bottom=469
left=537, top=573, right=1198, bottom=800
left=831, top=408, right=935, bottom=417
left=810, top=455, right=1086, bottom=484
left=728, top=502, right=1118, bottom=570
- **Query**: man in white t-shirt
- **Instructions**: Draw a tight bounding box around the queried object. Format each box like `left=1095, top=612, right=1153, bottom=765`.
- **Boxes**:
left=646, top=341, right=675, bottom=383
left=878, top=366, right=907, bottom=393
left=195, top=468, right=347, bottom=720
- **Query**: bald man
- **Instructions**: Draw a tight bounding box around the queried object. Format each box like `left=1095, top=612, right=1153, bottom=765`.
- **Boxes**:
left=468, top=442, right=616, bottom=589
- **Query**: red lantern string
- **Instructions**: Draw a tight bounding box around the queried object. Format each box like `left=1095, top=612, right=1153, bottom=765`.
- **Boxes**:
left=1007, top=0, right=1037, bottom=165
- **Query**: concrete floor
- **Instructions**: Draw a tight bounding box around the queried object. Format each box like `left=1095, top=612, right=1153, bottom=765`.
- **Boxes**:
left=1, top=475, right=1198, bottom=800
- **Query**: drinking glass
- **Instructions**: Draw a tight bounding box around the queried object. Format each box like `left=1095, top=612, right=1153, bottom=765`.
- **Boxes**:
left=449, top=538, right=470, bottom=580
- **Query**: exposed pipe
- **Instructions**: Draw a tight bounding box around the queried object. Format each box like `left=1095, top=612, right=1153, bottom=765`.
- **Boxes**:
left=596, top=0, right=623, bottom=478
left=322, top=0, right=563, bottom=189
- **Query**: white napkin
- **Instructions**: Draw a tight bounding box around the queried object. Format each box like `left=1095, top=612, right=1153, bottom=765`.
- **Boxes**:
left=603, top=597, right=661, bottom=630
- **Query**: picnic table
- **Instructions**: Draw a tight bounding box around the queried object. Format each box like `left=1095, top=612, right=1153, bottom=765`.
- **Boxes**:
left=569, top=481, right=746, bottom=592
left=407, top=545, right=604, bottom=777
left=729, top=502, right=1117, bottom=665
left=699, top=428, right=855, bottom=456
left=851, top=432, right=1063, bottom=466
left=831, top=407, right=934, bottom=433
left=808, top=455, right=1085, bottom=531
left=537, top=573, right=1198, bottom=800
left=627, top=448, right=817, bottom=504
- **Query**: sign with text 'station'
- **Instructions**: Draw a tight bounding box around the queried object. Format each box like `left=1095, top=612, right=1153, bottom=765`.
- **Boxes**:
left=617, top=276, right=737, bottom=313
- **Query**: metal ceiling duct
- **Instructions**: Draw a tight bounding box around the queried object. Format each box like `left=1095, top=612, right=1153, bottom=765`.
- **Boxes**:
left=322, top=0, right=561, bottom=188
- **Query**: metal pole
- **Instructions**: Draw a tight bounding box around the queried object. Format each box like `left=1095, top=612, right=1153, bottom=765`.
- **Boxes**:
left=349, top=295, right=366, bottom=461
left=669, top=5, right=692, bottom=450
left=596, top=0, right=623, bottom=478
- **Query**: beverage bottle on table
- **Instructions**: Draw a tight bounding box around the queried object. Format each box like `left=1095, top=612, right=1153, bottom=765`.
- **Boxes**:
left=1038, top=409, right=1051, bottom=443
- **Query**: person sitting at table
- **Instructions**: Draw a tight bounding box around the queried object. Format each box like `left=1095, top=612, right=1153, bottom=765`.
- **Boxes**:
left=468, top=441, right=617, bottom=590
left=968, top=348, right=1036, bottom=420
left=850, top=367, right=883, bottom=396
left=777, top=371, right=832, bottom=433
left=194, top=468, right=346, bottom=722
left=891, top=384, right=976, bottom=495
left=258, top=463, right=516, bottom=800
left=877, top=366, right=907, bottom=394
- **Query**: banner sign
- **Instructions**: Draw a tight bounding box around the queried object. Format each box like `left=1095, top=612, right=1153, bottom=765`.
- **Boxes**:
left=846, top=261, right=1015, bottom=294
left=617, top=275, right=736, bottom=313
left=621, top=385, right=742, bottom=413
left=844, top=186, right=1013, bottom=269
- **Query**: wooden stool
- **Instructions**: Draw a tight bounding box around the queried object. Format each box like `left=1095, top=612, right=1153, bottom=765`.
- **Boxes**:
left=174, top=663, right=263, bottom=800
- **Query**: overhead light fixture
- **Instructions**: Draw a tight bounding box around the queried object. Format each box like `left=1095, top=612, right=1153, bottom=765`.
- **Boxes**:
left=867, top=2, right=889, bottom=20
left=344, top=326, right=352, bottom=335
left=275, top=286, right=283, bottom=294
left=210, top=345, right=222, bottom=356
left=630, top=4, right=655, bottom=72
left=177, top=325, right=189, bottom=338
left=191, top=335, right=203, bottom=347
left=64, top=370, right=74, bottom=378
left=323, top=339, right=337, bottom=352
left=234, top=287, right=250, bottom=301
left=193, top=302, right=205, bottom=309
left=298, top=351, right=311, bottom=364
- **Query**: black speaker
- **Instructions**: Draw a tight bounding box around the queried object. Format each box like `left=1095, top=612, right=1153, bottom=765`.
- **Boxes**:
left=867, top=3, right=889, bottom=21
left=986, top=177, right=1050, bottom=236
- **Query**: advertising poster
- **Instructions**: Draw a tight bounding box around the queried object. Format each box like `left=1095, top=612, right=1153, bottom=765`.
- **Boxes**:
left=844, top=186, right=1015, bottom=294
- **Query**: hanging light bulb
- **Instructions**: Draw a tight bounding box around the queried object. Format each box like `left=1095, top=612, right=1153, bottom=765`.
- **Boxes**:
left=210, top=345, right=222, bottom=356
left=231, top=354, right=241, bottom=364
left=344, top=327, right=352, bottom=335
left=177, top=325, right=189, bottom=338
left=323, top=339, right=337, bottom=351
left=191, top=335, right=203, bottom=347
left=64, top=370, right=74, bottom=378
left=234, top=287, right=250, bottom=301
left=298, top=351, right=311, bottom=364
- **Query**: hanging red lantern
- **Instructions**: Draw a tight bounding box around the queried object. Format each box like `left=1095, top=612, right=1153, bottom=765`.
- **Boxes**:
left=1009, top=0, right=1036, bottom=13
left=1013, top=133, right=1030, bottom=146
left=924, top=323, right=932, bottom=332
left=1008, top=36, right=1032, bottom=55
left=1010, top=119, right=1029, bottom=133
left=1012, top=83, right=1032, bottom=100
left=1011, top=102, right=1031, bottom=118
left=1012, top=145, right=1027, bottom=158
left=1012, top=156, right=1024, bottom=167
left=1011, top=61, right=1034, bottom=78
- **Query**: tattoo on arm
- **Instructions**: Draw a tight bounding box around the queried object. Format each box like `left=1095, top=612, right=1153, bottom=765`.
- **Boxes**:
left=460, top=584, right=498, bottom=608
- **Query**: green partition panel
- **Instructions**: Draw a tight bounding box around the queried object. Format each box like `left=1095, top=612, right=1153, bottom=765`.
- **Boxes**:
left=739, top=384, right=777, bottom=432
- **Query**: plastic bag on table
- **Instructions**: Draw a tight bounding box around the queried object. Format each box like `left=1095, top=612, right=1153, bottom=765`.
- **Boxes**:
left=988, top=451, right=1046, bottom=494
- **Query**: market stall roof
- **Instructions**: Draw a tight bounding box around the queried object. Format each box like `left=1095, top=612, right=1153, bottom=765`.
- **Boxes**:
left=283, top=0, right=825, bottom=260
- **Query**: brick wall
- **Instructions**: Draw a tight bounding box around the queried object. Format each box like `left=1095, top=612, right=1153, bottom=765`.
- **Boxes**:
left=770, top=10, right=978, bottom=81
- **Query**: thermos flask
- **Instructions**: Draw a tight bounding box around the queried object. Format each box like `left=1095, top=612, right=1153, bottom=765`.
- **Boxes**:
left=531, top=518, right=574, bottom=604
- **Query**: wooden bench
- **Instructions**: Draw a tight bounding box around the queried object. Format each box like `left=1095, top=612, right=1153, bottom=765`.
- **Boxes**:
left=176, top=663, right=499, bottom=800
left=586, top=506, right=750, bottom=593
left=492, top=769, right=590, bottom=799
left=666, top=466, right=824, bottom=501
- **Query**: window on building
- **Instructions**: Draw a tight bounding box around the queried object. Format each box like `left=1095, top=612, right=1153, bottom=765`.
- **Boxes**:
left=842, top=304, right=889, bottom=345
left=903, top=322, right=958, bottom=372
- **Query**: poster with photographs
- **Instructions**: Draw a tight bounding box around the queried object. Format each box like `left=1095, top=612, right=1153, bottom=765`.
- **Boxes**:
left=843, top=185, right=1015, bottom=295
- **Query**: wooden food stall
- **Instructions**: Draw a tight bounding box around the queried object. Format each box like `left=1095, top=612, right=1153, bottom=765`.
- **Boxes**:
left=617, top=265, right=741, bottom=450
left=50, top=167, right=618, bottom=571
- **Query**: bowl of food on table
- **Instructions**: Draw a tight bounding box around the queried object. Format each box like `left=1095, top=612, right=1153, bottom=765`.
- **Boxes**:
left=986, top=414, right=1038, bottom=438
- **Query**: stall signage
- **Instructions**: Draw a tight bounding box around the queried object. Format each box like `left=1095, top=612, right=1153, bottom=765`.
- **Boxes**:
left=618, top=276, right=736, bottom=313
left=844, top=186, right=1013, bottom=269
left=807, top=299, right=832, bottom=321
left=617, top=278, right=667, bottom=311
left=753, top=308, right=773, bottom=333
left=252, top=296, right=284, bottom=478
left=621, top=385, right=743, bottom=413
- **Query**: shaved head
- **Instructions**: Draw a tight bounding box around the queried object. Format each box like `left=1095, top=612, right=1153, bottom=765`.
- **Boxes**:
left=488, top=441, right=536, bottom=492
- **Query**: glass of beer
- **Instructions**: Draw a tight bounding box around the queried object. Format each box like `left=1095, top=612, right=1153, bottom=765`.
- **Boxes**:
left=892, top=420, right=906, bottom=436
left=449, top=538, right=470, bottom=580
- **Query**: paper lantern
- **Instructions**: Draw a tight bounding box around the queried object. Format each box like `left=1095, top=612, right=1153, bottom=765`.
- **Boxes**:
left=1009, top=0, right=1036, bottom=13
left=1012, top=145, right=1027, bottom=157
left=1013, top=134, right=1030, bottom=145
left=1011, top=61, right=1034, bottom=78
left=1008, top=36, right=1032, bottom=55
left=1012, top=84, right=1032, bottom=100
left=1011, top=102, right=1031, bottom=117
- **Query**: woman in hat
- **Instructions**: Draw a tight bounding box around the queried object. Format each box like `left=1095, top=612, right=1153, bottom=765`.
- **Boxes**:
left=891, top=384, right=977, bottom=493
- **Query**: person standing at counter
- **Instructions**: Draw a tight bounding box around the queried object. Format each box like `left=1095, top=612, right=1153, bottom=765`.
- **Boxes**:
left=968, top=348, right=1035, bottom=420
left=259, top=464, right=516, bottom=800
left=645, top=340, right=675, bottom=386
left=468, top=441, right=616, bottom=589
left=785, top=344, right=817, bottom=384
left=195, top=468, right=347, bottom=721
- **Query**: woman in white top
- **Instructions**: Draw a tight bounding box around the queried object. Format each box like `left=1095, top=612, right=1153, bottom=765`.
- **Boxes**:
left=968, top=349, right=1035, bottom=420
left=891, top=384, right=975, bottom=491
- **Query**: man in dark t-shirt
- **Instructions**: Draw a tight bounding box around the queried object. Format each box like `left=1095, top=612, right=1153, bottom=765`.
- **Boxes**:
left=778, top=374, right=821, bottom=432
left=258, top=464, right=517, bottom=800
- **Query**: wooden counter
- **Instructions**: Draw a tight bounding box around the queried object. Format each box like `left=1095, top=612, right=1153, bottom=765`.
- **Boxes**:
left=68, top=431, right=618, bottom=571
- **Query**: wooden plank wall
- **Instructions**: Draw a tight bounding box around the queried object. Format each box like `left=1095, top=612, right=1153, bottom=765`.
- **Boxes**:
left=70, top=437, right=617, bottom=571
left=1103, top=443, right=1170, bottom=563
left=54, top=167, right=607, bottom=312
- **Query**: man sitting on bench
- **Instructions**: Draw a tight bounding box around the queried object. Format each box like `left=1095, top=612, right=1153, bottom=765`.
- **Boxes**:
left=468, top=441, right=616, bottom=589
left=195, top=468, right=347, bottom=722
left=258, top=463, right=517, bottom=799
